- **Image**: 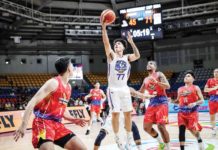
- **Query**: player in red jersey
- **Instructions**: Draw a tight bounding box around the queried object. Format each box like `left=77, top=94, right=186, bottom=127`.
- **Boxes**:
left=14, top=57, right=87, bottom=150
left=204, top=68, right=218, bottom=136
left=139, top=61, right=170, bottom=150
left=84, top=81, right=106, bottom=135
left=173, top=70, right=204, bottom=150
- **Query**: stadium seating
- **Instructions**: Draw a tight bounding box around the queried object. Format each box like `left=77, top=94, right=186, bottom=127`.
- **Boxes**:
left=0, top=69, right=212, bottom=111
left=0, top=73, right=53, bottom=87
left=85, top=70, right=173, bottom=87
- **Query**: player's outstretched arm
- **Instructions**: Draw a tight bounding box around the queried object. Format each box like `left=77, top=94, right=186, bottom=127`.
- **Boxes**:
left=127, top=32, right=140, bottom=62
left=129, top=87, right=154, bottom=99
left=101, top=22, right=115, bottom=61
left=14, top=79, right=58, bottom=142
left=63, top=108, right=87, bottom=127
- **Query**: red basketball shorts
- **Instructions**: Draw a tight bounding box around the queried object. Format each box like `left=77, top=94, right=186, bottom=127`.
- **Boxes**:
left=144, top=104, right=168, bottom=124
left=209, top=101, right=218, bottom=115
left=32, top=118, right=73, bottom=148
left=90, top=105, right=101, bottom=114
left=178, top=111, right=202, bottom=131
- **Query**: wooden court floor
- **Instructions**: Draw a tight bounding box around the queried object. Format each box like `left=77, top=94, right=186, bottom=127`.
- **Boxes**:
left=0, top=113, right=217, bottom=150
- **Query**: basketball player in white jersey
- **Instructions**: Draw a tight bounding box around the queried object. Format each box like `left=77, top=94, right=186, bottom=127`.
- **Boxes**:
left=102, top=20, right=140, bottom=150
left=94, top=87, right=155, bottom=150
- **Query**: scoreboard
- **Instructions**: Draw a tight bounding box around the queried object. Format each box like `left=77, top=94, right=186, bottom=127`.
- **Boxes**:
left=119, top=4, right=163, bottom=41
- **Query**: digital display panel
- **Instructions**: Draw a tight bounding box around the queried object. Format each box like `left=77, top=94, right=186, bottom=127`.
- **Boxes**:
left=119, top=4, right=163, bottom=41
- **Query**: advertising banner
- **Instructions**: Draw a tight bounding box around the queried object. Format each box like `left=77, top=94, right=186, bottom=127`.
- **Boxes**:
left=0, top=106, right=90, bottom=133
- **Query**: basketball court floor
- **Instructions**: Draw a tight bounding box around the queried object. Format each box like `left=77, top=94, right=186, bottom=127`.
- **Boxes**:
left=0, top=112, right=218, bottom=150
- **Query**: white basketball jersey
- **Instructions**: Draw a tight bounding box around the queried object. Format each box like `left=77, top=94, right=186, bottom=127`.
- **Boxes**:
left=107, top=55, right=131, bottom=88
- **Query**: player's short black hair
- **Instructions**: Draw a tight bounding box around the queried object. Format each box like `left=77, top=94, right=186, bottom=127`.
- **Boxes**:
left=184, top=70, right=195, bottom=79
left=55, top=57, right=71, bottom=75
left=113, top=38, right=128, bottom=50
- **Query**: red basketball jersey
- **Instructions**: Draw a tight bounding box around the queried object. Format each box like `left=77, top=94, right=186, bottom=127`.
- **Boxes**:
left=142, top=72, right=166, bottom=96
left=206, top=78, right=218, bottom=95
left=33, top=76, right=71, bottom=122
left=90, top=89, right=102, bottom=100
left=178, top=85, right=199, bottom=106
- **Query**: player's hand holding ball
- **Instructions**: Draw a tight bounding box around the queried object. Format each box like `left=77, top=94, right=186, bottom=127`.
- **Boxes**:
left=100, top=9, right=116, bottom=28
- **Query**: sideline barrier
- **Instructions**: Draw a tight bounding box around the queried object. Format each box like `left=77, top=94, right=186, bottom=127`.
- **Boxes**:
left=0, top=106, right=90, bottom=133
left=169, top=100, right=209, bottom=113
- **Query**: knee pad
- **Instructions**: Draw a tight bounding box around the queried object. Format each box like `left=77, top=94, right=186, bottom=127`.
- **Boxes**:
left=179, top=125, right=186, bottom=142
left=94, top=129, right=107, bottom=146
left=132, top=121, right=141, bottom=141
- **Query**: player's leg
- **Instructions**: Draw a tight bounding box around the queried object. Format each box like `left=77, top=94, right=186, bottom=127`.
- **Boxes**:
left=189, top=130, right=204, bottom=150
left=209, top=101, right=217, bottom=136
left=144, top=122, right=164, bottom=149
left=121, top=87, right=134, bottom=149
left=210, top=114, right=216, bottom=136
left=32, top=118, right=56, bottom=150
left=112, top=112, right=120, bottom=135
left=39, top=141, right=55, bottom=150
left=107, top=88, right=124, bottom=149
left=156, top=104, right=170, bottom=150
left=179, top=125, right=186, bottom=150
left=123, top=111, right=132, bottom=132
left=63, top=136, right=87, bottom=150
left=157, top=124, right=170, bottom=149
left=54, top=123, right=87, bottom=150
left=131, top=121, right=142, bottom=150
left=123, top=111, right=132, bottom=149
left=94, top=129, right=107, bottom=150
left=112, top=112, right=124, bottom=149
left=86, top=110, right=94, bottom=135
left=188, top=112, right=204, bottom=150
left=143, top=106, right=163, bottom=147
left=96, top=108, right=104, bottom=125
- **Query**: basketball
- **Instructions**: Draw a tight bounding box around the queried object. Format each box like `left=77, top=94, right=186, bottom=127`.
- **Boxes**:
left=100, top=9, right=116, bottom=24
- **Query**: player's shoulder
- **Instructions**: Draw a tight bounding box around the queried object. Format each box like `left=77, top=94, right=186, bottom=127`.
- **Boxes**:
left=124, top=54, right=130, bottom=59
left=178, top=86, right=184, bottom=91
left=208, top=78, right=214, bottom=81
left=193, top=85, right=200, bottom=90
left=156, top=71, right=164, bottom=76
left=43, top=78, right=59, bottom=91
left=47, top=78, right=59, bottom=86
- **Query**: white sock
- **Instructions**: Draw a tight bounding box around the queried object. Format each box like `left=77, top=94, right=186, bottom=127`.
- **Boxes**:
left=126, top=131, right=132, bottom=145
left=98, top=117, right=104, bottom=123
left=87, top=126, right=91, bottom=130
left=115, top=133, right=119, bottom=138
left=126, top=131, right=133, bottom=140
left=137, top=145, right=142, bottom=150
left=211, top=121, right=216, bottom=129
left=155, top=134, right=163, bottom=144
left=165, top=142, right=170, bottom=150
left=198, top=142, right=204, bottom=150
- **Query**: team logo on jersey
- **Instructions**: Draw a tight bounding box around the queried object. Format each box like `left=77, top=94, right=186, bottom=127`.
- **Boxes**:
left=180, top=90, right=191, bottom=96
left=148, top=83, right=156, bottom=90
left=59, top=93, right=68, bottom=105
left=115, top=60, right=127, bottom=73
